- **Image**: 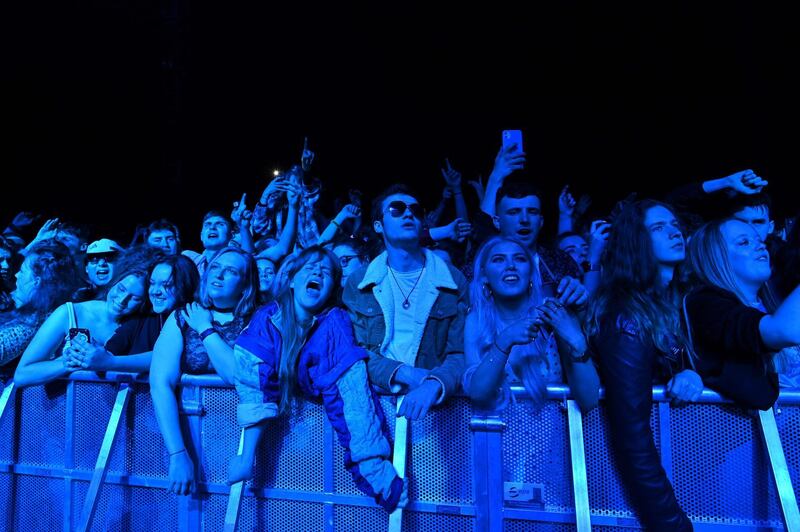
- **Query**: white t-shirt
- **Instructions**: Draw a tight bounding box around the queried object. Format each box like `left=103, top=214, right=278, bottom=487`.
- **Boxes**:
left=383, top=266, right=425, bottom=367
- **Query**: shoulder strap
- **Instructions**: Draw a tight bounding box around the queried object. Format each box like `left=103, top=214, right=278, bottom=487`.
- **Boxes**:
left=66, top=302, right=78, bottom=330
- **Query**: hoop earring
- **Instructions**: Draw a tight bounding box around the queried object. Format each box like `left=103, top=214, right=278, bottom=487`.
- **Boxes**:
left=482, top=283, right=493, bottom=300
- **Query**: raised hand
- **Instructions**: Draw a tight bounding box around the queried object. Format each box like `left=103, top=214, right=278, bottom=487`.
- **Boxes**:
left=558, top=185, right=576, bottom=217
left=284, top=182, right=302, bottom=209
left=588, top=220, right=611, bottom=264
left=337, top=204, right=361, bottom=221
left=34, top=218, right=59, bottom=242
left=301, top=137, right=315, bottom=171
left=490, top=143, right=526, bottom=182
left=10, top=211, right=41, bottom=230
left=442, top=218, right=471, bottom=243
left=231, top=193, right=249, bottom=225
left=724, top=169, right=768, bottom=195
left=467, top=175, right=485, bottom=202
left=441, top=159, right=462, bottom=190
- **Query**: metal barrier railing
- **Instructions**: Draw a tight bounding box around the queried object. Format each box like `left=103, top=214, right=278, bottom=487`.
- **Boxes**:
left=1, top=373, right=798, bottom=531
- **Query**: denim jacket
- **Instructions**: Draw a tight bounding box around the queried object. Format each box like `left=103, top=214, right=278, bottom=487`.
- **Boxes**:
left=341, top=249, right=468, bottom=399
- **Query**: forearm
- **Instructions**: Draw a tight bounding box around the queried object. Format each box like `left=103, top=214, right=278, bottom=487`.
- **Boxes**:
left=317, top=214, right=344, bottom=246
left=150, top=380, right=187, bottom=454
left=701, top=176, right=731, bottom=194
left=238, top=226, right=255, bottom=254
left=563, top=358, right=599, bottom=411
left=203, top=335, right=235, bottom=384
left=761, top=283, right=800, bottom=347
left=480, top=173, right=503, bottom=216
left=452, top=188, right=469, bottom=221
left=14, top=358, right=70, bottom=387
left=273, top=206, right=298, bottom=258
left=241, top=422, right=267, bottom=464
left=106, top=352, right=153, bottom=373
left=467, top=345, right=509, bottom=403
left=427, top=200, right=446, bottom=227
left=558, top=213, right=573, bottom=235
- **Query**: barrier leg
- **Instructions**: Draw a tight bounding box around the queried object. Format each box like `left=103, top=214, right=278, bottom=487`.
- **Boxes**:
left=0, top=381, right=15, bottom=426
left=758, top=407, right=800, bottom=531
left=223, top=429, right=246, bottom=532
left=76, top=383, right=132, bottom=532
left=388, top=396, right=408, bottom=532
left=567, top=400, right=591, bottom=532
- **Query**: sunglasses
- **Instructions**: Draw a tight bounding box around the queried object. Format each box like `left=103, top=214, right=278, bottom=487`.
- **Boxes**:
left=386, top=200, right=424, bottom=220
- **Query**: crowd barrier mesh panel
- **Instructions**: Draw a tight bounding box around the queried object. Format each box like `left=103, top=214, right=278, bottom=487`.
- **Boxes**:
left=502, top=400, right=574, bottom=513
left=199, top=385, right=240, bottom=485
left=0, top=390, right=15, bottom=463
left=670, top=403, right=782, bottom=527
left=72, top=479, right=179, bottom=531
left=74, top=381, right=116, bottom=471
left=17, top=382, right=66, bottom=467
left=7, top=474, right=64, bottom=530
left=334, top=504, right=388, bottom=531
left=503, top=520, right=583, bottom=532
left=121, top=383, right=169, bottom=479
left=776, top=405, right=800, bottom=505
left=239, top=496, right=325, bottom=531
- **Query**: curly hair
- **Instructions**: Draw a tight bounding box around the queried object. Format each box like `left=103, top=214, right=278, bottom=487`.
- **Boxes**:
left=17, top=239, right=83, bottom=320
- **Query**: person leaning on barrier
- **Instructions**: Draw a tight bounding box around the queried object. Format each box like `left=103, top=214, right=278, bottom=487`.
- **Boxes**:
left=342, top=184, right=468, bottom=421
left=229, top=246, right=406, bottom=512
left=587, top=200, right=699, bottom=531
left=0, top=240, right=82, bottom=368
left=14, top=257, right=149, bottom=387
left=685, top=218, right=800, bottom=406
left=150, top=246, right=258, bottom=495
left=462, top=236, right=599, bottom=411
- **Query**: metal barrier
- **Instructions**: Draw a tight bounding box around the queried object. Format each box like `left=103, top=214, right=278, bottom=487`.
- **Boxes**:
left=1, top=373, right=798, bottom=531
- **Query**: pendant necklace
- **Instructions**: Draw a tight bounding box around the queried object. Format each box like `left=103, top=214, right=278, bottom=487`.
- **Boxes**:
left=388, top=259, right=426, bottom=310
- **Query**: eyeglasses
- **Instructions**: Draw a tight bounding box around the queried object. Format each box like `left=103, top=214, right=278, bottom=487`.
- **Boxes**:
left=87, top=255, right=115, bottom=264
left=339, top=255, right=363, bottom=268
left=386, top=201, right=424, bottom=220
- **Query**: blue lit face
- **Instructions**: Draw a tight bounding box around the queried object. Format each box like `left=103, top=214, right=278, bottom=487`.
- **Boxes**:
left=147, top=230, right=179, bottom=255
left=493, top=195, right=543, bottom=248
left=373, top=194, right=423, bottom=246
left=558, top=235, right=588, bottom=265
left=201, top=216, right=231, bottom=251
left=290, top=255, right=335, bottom=315
left=721, top=219, right=771, bottom=285
left=732, top=205, right=773, bottom=242
left=644, top=205, right=684, bottom=266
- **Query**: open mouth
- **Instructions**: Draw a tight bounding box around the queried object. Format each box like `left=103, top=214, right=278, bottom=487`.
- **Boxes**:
left=517, top=229, right=531, bottom=236
left=306, top=279, right=321, bottom=292
left=756, top=253, right=769, bottom=262
left=207, top=232, right=219, bottom=239
left=210, top=281, right=223, bottom=288
left=502, top=274, right=519, bottom=283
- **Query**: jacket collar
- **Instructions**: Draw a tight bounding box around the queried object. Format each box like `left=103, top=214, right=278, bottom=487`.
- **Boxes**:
left=357, top=248, right=457, bottom=291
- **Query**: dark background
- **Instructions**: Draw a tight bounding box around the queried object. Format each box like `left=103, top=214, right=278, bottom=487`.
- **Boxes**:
left=1, top=1, right=796, bottom=250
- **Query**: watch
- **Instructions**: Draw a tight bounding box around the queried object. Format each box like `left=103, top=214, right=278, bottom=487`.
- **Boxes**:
left=199, top=327, right=218, bottom=341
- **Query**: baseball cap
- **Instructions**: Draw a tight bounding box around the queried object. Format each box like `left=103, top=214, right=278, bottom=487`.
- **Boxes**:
left=86, top=238, right=124, bottom=256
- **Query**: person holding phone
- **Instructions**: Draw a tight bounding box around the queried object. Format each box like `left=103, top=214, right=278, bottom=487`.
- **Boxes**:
left=14, top=256, right=150, bottom=387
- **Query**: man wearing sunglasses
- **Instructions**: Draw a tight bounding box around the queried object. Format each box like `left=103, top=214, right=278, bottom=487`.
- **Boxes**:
left=342, top=184, right=468, bottom=420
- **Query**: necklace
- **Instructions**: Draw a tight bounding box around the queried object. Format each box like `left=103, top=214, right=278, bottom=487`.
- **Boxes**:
left=388, top=260, right=426, bottom=310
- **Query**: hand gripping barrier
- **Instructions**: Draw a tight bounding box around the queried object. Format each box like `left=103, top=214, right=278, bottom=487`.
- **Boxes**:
left=1, top=373, right=799, bottom=531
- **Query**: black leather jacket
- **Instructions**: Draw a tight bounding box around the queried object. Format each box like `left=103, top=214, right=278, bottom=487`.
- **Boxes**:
left=593, top=314, right=693, bottom=531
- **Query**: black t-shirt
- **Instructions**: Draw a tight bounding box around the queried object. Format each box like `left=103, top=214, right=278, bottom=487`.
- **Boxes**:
left=106, top=314, right=165, bottom=356
left=684, top=284, right=779, bottom=410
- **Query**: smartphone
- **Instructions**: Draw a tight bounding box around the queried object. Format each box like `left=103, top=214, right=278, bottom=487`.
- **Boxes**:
left=68, top=328, right=91, bottom=344
left=502, top=130, right=524, bottom=153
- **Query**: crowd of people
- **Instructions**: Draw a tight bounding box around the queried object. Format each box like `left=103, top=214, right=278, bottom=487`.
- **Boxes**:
left=2, top=139, right=799, bottom=529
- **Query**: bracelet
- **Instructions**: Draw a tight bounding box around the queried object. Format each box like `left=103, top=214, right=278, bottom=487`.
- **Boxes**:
left=569, top=349, right=592, bottom=363
left=331, top=219, right=341, bottom=229
left=199, top=327, right=218, bottom=341
left=493, top=339, right=511, bottom=356
left=169, top=448, right=186, bottom=457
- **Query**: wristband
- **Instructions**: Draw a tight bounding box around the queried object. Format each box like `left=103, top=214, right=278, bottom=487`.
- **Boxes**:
left=199, top=327, right=218, bottom=341
left=169, top=448, right=186, bottom=456
left=331, top=219, right=341, bottom=229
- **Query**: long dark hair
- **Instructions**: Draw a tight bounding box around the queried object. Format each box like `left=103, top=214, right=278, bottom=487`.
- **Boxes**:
left=271, top=246, right=341, bottom=414
left=586, top=200, right=688, bottom=353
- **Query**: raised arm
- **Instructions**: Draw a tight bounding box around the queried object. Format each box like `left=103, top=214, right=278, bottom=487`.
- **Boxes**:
left=259, top=182, right=301, bottom=262
left=480, top=144, right=526, bottom=217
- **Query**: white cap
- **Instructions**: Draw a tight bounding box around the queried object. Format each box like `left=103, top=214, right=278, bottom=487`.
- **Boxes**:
left=86, top=238, right=123, bottom=255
